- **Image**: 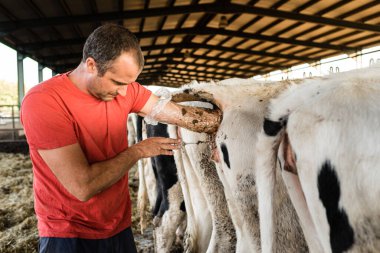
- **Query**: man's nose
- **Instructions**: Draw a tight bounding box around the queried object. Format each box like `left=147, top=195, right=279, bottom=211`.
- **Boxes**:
left=117, top=85, right=128, bottom=96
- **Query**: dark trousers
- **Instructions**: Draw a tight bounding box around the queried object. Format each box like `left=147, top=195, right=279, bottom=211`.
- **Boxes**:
left=39, top=227, right=137, bottom=253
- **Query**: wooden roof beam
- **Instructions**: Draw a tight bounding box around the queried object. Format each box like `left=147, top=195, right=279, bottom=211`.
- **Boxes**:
left=144, top=59, right=263, bottom=75
left=143, top=42, right=311, bottom=61
left=1, top=2, right=379, bottom=34
left=137, top=65, right=250, bottom=78
left=53, top=62, right=254, bottom=80
left=37, top=42, right=311, bottom=61
left=19, top=27, right=355, bottom=52
left=42, top=51, right=283, bottom=70
left=52, top=57, right=263, bottom=75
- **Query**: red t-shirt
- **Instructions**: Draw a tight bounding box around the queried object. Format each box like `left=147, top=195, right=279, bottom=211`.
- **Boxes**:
left=20, top=73, right=151, bottom=239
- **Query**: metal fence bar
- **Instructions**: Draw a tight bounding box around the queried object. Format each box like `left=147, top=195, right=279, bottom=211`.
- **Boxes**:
left=11, top=105, right=15, bottom=140
left=0, top=104, right=24, bottom=142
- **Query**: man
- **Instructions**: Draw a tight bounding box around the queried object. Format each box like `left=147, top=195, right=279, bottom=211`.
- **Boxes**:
left=21, top=24, right=221, bottom=253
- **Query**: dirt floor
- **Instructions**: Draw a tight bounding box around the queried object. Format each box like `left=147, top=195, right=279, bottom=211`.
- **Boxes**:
left=129, top=166, right=155, bottom=253
left=0, top=152, right=154, bottom=253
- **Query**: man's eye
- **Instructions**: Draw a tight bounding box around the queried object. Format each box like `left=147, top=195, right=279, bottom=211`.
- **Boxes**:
left=114, top=81, right=125, bottom=86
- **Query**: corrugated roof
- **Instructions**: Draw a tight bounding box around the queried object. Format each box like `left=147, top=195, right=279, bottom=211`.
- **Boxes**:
left=0, top=0, right=379, bottom=87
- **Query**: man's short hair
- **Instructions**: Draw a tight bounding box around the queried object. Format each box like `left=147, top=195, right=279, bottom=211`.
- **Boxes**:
left=82, top=24, right=144, bottom=76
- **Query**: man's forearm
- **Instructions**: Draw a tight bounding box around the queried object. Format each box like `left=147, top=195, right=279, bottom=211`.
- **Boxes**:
left=80, top=136, right=178, bottom=201
left=82, top=146, right=141, bottom=201
left=176, top=104, right=222, bottom=133
left=155, top=102, right=222, bottom=133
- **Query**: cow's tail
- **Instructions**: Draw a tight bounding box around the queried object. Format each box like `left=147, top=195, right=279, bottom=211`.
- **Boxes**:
left=255, top=118, right=286, bottom=253
left=167, top=125, right=199, bottom=253
left=137, top=158, right=149, bottom=234
left=136, top=115, right=149, bottom=234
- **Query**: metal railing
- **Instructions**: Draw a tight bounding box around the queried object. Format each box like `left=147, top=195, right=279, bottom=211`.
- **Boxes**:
left=0, top=105, right=25, bottom=142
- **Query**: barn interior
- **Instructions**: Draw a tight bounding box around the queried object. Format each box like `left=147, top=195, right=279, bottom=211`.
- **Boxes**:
left=0, top=1, right=379, bottom=252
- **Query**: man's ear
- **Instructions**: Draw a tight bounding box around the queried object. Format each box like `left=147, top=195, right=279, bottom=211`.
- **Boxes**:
left=85, top=57, right=98, bottom=74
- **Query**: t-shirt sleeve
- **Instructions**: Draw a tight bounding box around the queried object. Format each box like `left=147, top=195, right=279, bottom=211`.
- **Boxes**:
left=127, top=82, right=152, bottom=113
left=21, top=92, right=78, bottom=150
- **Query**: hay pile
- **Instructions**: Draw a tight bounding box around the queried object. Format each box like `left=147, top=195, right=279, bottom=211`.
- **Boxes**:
left=0, top=152, right=154, bottom=252
left=0, top=152, right=37, bottom=253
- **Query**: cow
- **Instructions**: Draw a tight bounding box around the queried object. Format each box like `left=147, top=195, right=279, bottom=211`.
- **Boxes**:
left=146, top=122, right=186, bottom=253
left=256, top=65, right=380, bottom=253
left=168, top=101, right=236, bottom=253
left=133, top=114, right=186, bottom=253
left=172, top=78, right=308, bottom=252
left=129, top=114, right=158, bottom=234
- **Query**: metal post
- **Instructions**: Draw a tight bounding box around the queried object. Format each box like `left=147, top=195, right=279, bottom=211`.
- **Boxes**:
left=38, top=63, right=44, bottom=83
left=17, top=52, right=25, bottom=107
left=11, top=105, right=16, bottom=140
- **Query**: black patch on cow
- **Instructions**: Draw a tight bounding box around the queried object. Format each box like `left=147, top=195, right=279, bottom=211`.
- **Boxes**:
left=180, top=201, right=186, bottom=212
left=220, top=143, right=231, bottom=169
left=136, top=115, right=144, bottom=142
left=181, top=108, right=187, bottom=116
left=263, top=118, right=283, bottom=136
left=318, top=160, right=354, bottom=253
left=147, top=123, right=179, bottom=218
left=150, top=157, right=162, bottom=216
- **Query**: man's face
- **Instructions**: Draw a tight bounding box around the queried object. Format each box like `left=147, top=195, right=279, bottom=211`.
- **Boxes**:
left=89, top=53, right=141, bottom=101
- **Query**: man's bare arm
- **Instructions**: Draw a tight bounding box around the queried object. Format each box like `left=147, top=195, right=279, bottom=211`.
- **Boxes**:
left=139, top=94, right=222, bottom=133
left=38, top=137, right=180, bottom=202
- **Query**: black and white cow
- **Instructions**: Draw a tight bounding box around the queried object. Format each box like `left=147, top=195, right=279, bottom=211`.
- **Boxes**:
left=131, top=114, right=157, bottom=234
left=257, top=65, right=380, bottom=253
left=168, top=101, right=236, bottom=253
left=146, top=122, right=186, bottom=253
left=173, top=79, right=308, bottom=252
left=134, top=114, right=186, bottom=253
left=174, top=65, right=380, bottom=253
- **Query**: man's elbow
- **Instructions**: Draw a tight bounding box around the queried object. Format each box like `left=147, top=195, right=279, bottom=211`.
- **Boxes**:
left=66, top=180, right=94, bottom=202
left=72, top=191, right=93, bottom=202
left=77, top=195, right=92, bottom=202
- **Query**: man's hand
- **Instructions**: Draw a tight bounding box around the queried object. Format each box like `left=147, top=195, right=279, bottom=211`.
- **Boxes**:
left=130, top=137, right=181, bottom=158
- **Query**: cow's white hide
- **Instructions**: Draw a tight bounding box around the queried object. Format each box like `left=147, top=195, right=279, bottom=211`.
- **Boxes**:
left=180, top=79, right=307, bottom=252
left=153, top=181, right=186, bottom=253
left=135, top=117, right=185, bottom=253
left=169, top=123, right=213, bottom=253
left=168, top=101, right=236, bottom=253
left=131, top=114, right=157, bottom=234
left=261, top=65, right=380, bottom=253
